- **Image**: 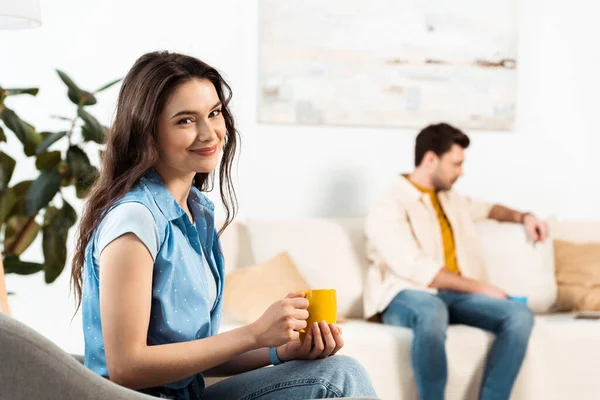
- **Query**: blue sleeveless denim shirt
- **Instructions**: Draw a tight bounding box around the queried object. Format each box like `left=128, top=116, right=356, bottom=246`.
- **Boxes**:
left=82, top=169, right=224, bottom=390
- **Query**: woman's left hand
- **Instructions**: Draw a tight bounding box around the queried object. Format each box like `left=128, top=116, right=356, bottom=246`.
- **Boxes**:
left=276, top=320, right=344, bottom=362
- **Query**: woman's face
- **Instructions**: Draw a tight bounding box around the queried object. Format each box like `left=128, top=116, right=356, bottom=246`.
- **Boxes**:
left=155, top=78, right=226, bottom=176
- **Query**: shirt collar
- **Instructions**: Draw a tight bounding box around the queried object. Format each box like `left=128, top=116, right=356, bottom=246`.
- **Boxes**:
left=396, top=174, right=427, bottom=201
left=396, top=174, right=451, bottom=204
left=141, top=169, right=214, bottom=221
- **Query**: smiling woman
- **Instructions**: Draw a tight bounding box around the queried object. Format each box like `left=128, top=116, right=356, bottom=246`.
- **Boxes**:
left=69, top=51, right=377, bottom=400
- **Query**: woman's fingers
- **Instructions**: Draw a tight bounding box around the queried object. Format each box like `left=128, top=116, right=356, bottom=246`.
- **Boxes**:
left=329, top=324, right=344, bottom=356
left=318, top=321, right=336, bottom=358
left=309, top=322, right=325, bottom=359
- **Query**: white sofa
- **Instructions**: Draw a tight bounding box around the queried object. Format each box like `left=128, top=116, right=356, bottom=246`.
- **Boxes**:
left=217, top=218, right=600, bottom=400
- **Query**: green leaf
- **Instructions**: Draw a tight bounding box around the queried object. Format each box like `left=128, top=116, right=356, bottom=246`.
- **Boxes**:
left=66, top=145, right=91, bottom=177
left=24, top=169, right=61, bottom=216
left=1, top=108, right=29, bottom=143
left=13, top=180, right=33, bottom=198
left=2, top=256, right=44, bottom=275
left=75, top=166, right=98, bottom=198
left=36, top=151, right=62, bottom=170
left=39, top=131, right=52, bottom=140
left=94, top=78, right=122, bottom=94
left=0, top=151, right=16, bottom=194
left=4, top=215, right=40, bottom=256
left=6, top=88, right=39, bottom=96
left=78, top=108, right=106, bottom=143
left=68, top=89, right=97, bottom=106
left=56, top=70, right=97, bottom=106
left=58, top=161, right=72, bottom=187
left=58, top=200, right=77, bottom=229
left=23, top=130, right=42, bottom=157
left=56, top=69, right=81, bottom=95
left=1, top=108, right=41, bottom=156
left=67, top=145, right=98, bottom=197
left=36, top=131, right=67, bottom=154
left=9, top=180, right=33, bottom=217
left=42, top=201, right=77, bottom=283
left=0, top=188, right=16, bottom=223
left=0, top=126, right=6, bottom=142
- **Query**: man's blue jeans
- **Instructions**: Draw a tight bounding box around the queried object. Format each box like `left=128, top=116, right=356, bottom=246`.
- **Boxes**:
left=382, top=290, right=534, bottom=400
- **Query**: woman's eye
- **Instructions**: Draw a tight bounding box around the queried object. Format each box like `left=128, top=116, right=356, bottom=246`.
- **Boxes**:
left=177, top=117, right=194, bottom=125
left=209, top=109, right=222, bottom=118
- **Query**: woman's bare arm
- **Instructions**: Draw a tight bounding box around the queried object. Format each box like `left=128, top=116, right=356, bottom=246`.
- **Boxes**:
left=100, top=234, right=260, bottom=389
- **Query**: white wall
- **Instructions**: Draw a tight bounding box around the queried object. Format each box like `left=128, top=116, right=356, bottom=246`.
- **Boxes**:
left=1, top=0, right=600, bottom=352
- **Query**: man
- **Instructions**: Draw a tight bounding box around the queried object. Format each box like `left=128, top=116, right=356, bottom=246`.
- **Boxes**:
left=364, top=123, right=549, bottom=400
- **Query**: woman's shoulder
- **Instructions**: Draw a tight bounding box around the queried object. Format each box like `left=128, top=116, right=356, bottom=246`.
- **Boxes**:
left=95, top=202, right=161, bottom=261
left=115, top=179, right=165, bottom=218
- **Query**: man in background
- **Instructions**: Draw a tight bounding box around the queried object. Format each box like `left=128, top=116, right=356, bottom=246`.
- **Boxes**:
left=364, top=123, right=549, bottom=400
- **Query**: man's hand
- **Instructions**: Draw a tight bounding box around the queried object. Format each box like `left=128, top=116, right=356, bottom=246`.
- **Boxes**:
left=474, top=282, right=508, bottom=299
left=523, top=214, right=549, bottom=243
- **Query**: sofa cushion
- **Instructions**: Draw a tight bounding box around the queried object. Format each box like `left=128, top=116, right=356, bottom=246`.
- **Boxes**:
left=554, top=240, right=600, bottom=311
left=551, top=220, right=600, bottom=243
left=246, top=219, right=366, bottom=318
left=475, top=220, right=556, bottom=313
left=223, top=252, right=311, bottom=324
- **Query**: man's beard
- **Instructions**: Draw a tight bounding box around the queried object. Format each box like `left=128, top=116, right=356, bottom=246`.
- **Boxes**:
left=432, top=174, right=453, bottom=191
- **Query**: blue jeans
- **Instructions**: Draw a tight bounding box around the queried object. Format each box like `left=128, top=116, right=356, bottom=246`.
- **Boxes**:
left=143, top=355, right=378, bottom=399
left=381, top=290, right=534, bottom=400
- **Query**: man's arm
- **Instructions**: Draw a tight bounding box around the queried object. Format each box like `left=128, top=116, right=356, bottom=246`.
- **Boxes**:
left=488, top=204, right=527, bottom=223
left=488, top=204, right=549, bottom=242
left=429, top=269, right=507, bottom=299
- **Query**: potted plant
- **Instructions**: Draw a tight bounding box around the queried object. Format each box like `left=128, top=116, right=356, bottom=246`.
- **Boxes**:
left=0, top=71, right=120, bottom=293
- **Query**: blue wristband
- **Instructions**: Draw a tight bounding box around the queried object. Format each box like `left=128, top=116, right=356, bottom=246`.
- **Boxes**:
left=269, top=347, right=284, bottom=365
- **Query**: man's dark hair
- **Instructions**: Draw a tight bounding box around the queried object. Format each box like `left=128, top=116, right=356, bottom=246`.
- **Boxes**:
left=414, top=123, right=470, bottom=167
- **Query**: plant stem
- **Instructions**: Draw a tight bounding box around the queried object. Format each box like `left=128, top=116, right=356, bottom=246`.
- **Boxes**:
left=67, top=115, right=77, bottom=146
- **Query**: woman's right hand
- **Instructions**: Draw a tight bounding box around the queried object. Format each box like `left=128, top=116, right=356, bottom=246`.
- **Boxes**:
left=248, top=292, right=309, bottom=348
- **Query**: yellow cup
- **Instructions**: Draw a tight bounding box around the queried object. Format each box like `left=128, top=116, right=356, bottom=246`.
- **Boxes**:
left=299, top=289, right=337, bottom=342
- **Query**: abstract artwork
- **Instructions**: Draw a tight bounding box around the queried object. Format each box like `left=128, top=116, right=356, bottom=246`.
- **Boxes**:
left=258, top=0, right=518, bottom=131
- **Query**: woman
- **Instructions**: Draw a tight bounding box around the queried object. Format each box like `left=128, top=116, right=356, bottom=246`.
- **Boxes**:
left=71, top=51, right=377, bottom=399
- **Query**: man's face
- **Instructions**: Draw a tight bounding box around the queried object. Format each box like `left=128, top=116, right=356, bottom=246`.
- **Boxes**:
left=431, top=144, right=465, bottom=191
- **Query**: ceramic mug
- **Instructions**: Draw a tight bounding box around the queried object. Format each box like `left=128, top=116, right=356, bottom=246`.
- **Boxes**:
left=299, top=289, right=337, bottom=342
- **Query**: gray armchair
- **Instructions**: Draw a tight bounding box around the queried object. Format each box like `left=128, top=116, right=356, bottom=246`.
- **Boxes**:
left=0, top=312, right=378, bottom=400
left=0, top=311, right=154, bottom=400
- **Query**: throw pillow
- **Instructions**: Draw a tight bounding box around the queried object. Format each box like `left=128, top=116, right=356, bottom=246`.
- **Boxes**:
left=223, top=252, right=311, bottom=324
left=246, top=219, right=366, bottom=318
left=554, top=240, right=600, bottom=311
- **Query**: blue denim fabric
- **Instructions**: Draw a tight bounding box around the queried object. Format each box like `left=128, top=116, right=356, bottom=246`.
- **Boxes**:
left=382, top=290, right=534, bottom=400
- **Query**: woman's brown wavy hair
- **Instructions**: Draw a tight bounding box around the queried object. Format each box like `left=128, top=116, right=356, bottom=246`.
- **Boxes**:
left=71, top=51, right=238, bottom=311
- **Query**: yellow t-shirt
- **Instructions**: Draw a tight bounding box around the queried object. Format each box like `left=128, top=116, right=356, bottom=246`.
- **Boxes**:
left=411, top=181, right=461, bottom=275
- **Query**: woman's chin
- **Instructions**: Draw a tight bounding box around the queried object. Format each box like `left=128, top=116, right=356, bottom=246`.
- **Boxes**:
left=190, top=160, right=218, bottom=174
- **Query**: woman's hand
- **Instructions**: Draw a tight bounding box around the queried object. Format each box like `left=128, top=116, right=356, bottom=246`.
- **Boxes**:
left=248, top=292, right=309, bottom=348
left=277, top=321, right=344, bottom=362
